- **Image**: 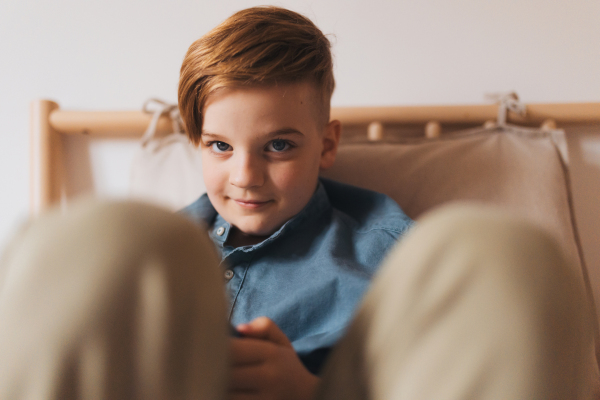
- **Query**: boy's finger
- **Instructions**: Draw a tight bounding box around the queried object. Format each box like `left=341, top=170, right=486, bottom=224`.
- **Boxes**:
left=230, top=337, right=274, bottom=365
left=236, top=316, right=292, bottom=347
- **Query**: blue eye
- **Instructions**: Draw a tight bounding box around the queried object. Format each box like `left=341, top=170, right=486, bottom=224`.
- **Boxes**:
left=211, top=141, right=231, bottom=152
left=268, top=139, right=290, bottom=152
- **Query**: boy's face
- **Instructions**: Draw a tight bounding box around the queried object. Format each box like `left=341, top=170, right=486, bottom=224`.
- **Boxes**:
left=201, top=81, right=341, bottom=238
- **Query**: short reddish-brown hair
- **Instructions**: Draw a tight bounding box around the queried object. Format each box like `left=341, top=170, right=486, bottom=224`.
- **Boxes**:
left=178, top=6, right=335, bottom=145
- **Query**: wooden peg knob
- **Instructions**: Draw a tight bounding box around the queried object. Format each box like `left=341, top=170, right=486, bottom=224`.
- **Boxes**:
left=367, top=121, right=384, bottom=141
left=425, top=121, right=441, bottom=139
left=483, top=120, right=496, bottom=129
left=541, top=119, right=557, bottom=131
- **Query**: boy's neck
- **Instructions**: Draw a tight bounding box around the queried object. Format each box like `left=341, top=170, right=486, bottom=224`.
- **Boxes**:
left=226, top=226, right=271, bottom=248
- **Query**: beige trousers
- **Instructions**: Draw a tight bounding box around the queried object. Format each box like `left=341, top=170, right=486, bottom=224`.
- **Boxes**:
left=0, top=200, right=597, bottom=399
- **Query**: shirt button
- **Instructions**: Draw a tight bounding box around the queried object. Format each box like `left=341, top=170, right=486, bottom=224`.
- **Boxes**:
left=224, top=269, right=234, bottom=281
left=216, top=226, right=225, bottom=236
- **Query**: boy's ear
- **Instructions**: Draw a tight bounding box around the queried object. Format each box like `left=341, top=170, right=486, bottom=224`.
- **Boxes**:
left=320, top=119, right=341, bottom=170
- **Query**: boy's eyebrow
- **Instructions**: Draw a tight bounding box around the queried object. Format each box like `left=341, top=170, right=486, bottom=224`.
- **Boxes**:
left=267, top=128, right=304, bottom=137
left=200, top=132, right=224, bottom=139
left=201, top=128, right=304, bottom=139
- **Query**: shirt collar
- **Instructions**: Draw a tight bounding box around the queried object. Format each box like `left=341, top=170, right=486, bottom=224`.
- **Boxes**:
left=198, top=180, right=331, bottom=253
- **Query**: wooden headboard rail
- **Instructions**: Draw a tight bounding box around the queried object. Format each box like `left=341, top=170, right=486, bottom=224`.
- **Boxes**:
left=30, top=99, right=600, bottom=214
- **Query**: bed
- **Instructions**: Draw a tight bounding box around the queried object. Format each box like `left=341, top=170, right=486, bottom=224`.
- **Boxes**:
left=30, top=97, right=600, bottom=372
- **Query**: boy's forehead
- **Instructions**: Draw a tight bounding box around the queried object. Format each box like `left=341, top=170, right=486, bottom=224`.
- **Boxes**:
left=202, top=81, right=325, bottom=134
left=205, top=81, right=319, bottom=108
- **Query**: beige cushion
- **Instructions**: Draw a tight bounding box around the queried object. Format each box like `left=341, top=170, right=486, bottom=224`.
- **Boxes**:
left=322, top=126, right=583, bottom=286
left=129, top=132, right=206, bottom=210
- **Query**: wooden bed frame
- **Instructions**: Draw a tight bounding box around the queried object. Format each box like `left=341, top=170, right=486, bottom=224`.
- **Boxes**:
left=30, top=99, right=600, bottom=215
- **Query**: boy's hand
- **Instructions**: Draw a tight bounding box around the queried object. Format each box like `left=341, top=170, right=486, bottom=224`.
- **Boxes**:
left=230, top=317, right=320, bottom=400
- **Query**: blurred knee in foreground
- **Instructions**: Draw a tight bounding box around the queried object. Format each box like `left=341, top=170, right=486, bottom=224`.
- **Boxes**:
left=317, top=204, right=599, bottom=400
left=0, top=199, right=228, bottom=400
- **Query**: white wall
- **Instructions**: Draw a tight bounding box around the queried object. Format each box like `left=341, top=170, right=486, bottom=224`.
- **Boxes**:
left=1, top=0, right=599, bottom=272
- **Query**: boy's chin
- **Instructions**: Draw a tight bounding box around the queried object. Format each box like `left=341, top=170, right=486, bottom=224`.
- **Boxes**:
left=234, top=219, right=282, bottom=238
left=236, top=225, right=277, bottom=238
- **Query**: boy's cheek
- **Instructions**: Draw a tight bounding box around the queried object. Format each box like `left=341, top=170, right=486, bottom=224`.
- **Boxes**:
left=202, top=166, right=227, bottom=194
left=269, top=157, right=320, bottom=188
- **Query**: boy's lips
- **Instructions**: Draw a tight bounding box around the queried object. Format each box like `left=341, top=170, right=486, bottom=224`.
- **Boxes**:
left=233, top=199, right=273, bottom=209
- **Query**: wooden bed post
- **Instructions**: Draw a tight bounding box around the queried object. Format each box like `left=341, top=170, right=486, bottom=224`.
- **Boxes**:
left=30, top=99, right=63, bottom=215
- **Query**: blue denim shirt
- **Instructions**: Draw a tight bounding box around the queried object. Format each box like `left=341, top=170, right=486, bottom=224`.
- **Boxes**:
left=180, top=178, right=413, bottom=374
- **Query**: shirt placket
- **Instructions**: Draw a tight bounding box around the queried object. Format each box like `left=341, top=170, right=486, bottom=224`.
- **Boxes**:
left=222, top=250, right=252, bottom=319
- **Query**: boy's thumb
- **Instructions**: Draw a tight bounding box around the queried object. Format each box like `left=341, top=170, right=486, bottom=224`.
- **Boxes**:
left=236, top=316, right=292, bottom=347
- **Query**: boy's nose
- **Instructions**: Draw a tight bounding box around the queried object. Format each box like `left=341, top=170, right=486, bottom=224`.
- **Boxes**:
left=229, top=154, right=265, bottom=189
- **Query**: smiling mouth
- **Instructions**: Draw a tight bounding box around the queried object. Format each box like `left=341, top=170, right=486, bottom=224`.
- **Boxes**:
left=233, top=199, right=273, bottom=209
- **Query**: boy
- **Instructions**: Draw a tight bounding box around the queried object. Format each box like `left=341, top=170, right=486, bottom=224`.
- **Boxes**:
left=176, top=7, right=598, bottom=400
left=177, top=6, right=413, bottom=399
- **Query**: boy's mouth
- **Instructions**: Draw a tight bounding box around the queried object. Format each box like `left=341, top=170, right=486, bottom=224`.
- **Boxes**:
left=233, top=199, right=273, bottom=209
